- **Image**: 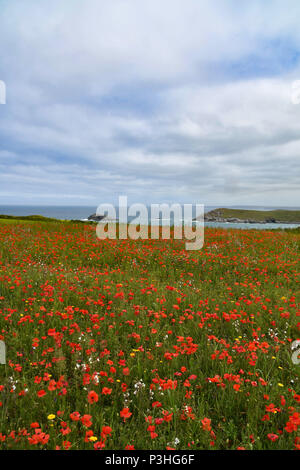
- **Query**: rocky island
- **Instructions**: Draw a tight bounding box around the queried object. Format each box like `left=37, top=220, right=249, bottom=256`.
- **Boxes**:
left=88, top=213, right=106, bottom=222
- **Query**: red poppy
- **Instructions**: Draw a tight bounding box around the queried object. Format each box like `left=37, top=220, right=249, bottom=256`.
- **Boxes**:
left=120, top=408, right=132, bottom=420
left=101, top=426, right=112, bottom=438
left=201, top=418, right=212, bottom=431
left=87, top=390, right=99, bottom=404
left=81, top=414, right=92, bottom=427
left=70, top=411, right=80, bottom=421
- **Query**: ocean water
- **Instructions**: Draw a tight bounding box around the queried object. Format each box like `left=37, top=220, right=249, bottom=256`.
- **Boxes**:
left=0, top=205, right=97, bottom=221
left=0, top=205, right=299, bottom=230
left=203, top=221, right=300, bottom=230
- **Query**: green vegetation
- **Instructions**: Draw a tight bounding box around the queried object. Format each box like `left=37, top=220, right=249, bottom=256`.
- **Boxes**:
left=0, top=214, right=96, bottom=225
left=205, top=208, right=300, bottom=223
left=0, top=220, right=299, bottom=450
left=0, top=214, right=61, bottom=222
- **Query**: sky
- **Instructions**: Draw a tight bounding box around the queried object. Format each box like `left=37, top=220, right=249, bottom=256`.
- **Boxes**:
left=1, top=0, right=300, bottom=207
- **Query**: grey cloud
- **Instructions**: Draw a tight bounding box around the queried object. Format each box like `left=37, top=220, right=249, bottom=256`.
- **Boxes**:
left=1, top=1, right=300, bottom=206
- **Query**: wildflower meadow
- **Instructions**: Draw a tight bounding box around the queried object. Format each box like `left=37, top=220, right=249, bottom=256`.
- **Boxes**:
left=0, top=220, right=299, bottom=450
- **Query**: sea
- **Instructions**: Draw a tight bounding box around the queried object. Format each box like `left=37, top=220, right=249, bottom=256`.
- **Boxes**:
left=0, top=205, right=299, bottom=230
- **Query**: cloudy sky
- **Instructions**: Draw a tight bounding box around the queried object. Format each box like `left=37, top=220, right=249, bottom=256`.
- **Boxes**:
left=1, top=0, right=300, bottom=207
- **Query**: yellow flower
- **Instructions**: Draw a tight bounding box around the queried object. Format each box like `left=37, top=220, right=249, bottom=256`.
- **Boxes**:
left=278, top=383, right=284, bottom=387
left=89, top=436, right=97, bottom=442
left=47, top=414, right=56, bottom=420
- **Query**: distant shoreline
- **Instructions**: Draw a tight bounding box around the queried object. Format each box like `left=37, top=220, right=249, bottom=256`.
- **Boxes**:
left=1, top=210, right=300, bottom=231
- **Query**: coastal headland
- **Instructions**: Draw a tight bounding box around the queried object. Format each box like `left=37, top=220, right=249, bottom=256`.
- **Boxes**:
left=201, top=208, right=300, bottom=224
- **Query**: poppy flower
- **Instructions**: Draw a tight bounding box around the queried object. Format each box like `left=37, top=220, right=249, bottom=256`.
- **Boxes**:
left=120, top=408, right=132, bottom=420
left=81, top=414, right=92, bottom=427
left=87, top=390, right=99, bottom=404
left=70, top=411, right=80, bottom=421
left=201, top=418, right=212, bottom=431
left=101, top=426, right=112, bottom=438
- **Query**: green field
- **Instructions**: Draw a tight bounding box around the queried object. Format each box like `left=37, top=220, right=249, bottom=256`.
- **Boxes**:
left=0, top=220, right=299, bottom=450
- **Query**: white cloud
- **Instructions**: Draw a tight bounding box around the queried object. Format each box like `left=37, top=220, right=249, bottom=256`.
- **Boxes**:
left=0, top=0, right=300, bottom=206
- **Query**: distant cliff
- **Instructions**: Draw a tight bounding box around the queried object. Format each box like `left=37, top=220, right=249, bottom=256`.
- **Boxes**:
left=201, top=208, right=300, bottom=224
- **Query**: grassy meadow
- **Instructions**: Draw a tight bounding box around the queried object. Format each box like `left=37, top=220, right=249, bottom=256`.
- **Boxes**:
left=0, top=219, right=299, bottom=450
